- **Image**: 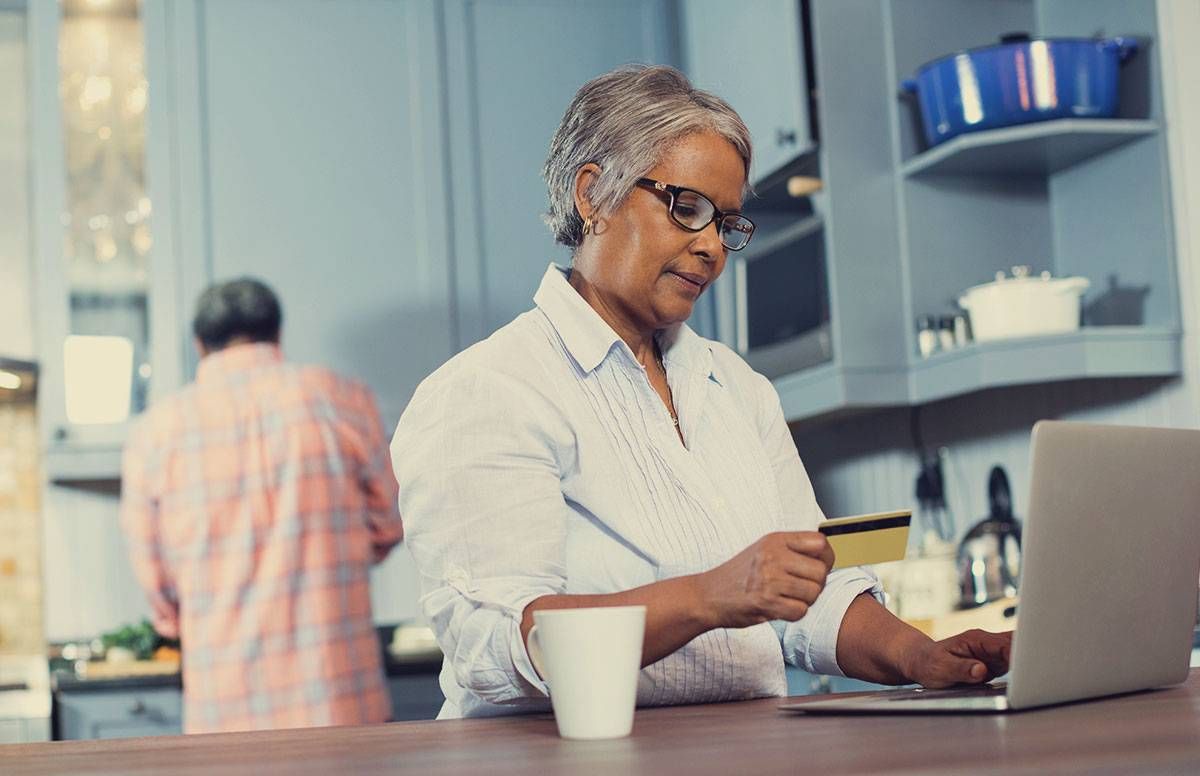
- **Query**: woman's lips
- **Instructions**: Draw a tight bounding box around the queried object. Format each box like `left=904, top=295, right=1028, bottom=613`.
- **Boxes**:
left=667, top=270, right=707, bottom=294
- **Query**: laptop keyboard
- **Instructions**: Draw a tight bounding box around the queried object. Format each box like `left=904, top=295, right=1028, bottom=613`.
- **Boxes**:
left=884, top=683, right=1007, bottom=701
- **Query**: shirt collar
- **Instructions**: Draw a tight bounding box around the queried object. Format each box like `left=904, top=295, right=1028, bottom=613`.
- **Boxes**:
left=196, top=342, right=283, bottom=383
left=533, top=263, right=721, bottom=384
left=659, top=319, right=721, bottom=387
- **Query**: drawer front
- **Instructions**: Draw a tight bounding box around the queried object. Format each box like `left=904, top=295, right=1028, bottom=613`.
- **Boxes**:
left=387, top=674, right=443, bottom=721
left=57, top=688, right=182, bottom=740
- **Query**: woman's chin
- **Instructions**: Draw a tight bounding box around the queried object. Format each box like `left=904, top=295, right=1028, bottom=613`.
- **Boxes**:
left=653, top=299, right=698, bottom=327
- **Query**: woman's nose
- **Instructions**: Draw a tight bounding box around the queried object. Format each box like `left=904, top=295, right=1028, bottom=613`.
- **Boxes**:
left=692, top=222, right=725, bottom=262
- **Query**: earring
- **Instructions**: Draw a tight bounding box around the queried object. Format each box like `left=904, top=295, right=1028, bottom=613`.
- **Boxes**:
left=582, top=216, right=593, bottom=236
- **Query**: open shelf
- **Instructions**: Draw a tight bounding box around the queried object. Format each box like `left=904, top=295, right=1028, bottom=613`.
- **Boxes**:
left=774, top=363, right=908, bottom=424
left=774, top=327, right=1180, bottom=424
left=43, top=445, right=123, bottom=483
left=900, top=119, right=1160, bottom=178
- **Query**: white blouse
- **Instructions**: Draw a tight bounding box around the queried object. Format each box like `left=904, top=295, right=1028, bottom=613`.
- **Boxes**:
left=391, top=264, right=881, bottom=719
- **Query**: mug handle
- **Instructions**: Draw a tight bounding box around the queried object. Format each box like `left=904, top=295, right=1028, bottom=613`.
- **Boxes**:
left=525, top=624, right=549, bottom=681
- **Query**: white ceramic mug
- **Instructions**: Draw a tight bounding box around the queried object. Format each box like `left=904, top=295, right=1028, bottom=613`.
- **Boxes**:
left=525, top=605, right=646, bottom=740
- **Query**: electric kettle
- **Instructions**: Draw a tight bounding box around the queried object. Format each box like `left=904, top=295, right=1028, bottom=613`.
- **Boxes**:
left=957, top=466, right=1022, bottom=609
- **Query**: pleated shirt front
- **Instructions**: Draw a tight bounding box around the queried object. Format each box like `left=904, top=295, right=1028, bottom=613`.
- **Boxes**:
left=391, top=264, right=880, bottom=719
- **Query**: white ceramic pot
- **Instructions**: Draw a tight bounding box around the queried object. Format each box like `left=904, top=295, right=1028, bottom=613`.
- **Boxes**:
left=958, top=267, right=1090, bottom=342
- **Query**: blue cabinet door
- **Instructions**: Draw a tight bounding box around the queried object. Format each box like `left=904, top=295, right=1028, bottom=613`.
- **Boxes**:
left=146, top=0, right=456, bottom=430
left=57, top=688, right=183, bottom=740
left=440, top=0, right=677, bottom=344
left=680, top=0, right=812, bottom=183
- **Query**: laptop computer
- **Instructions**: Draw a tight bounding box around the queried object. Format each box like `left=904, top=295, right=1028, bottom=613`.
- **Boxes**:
left=782, top=420, right=1200, bottom=714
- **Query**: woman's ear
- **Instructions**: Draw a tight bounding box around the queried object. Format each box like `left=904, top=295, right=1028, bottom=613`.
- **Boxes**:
left=573, top=162, right=603, bottom=222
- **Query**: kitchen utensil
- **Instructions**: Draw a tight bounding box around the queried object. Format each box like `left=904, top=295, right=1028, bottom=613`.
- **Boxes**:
left=958, top=466, right=1022, bottom=609
left=958, top=266, right=1090, bottom=342
left=901, top=34, right=1138, bottom=148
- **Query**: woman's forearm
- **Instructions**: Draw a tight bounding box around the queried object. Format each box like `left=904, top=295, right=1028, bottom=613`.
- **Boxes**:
left=521, top=574, right=715, bottom=668
left=834, top=593, right=933, bottom=684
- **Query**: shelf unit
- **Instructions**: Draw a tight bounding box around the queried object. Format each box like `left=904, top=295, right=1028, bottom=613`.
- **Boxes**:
left=907, top=326, right=1180, bottom=405
left=762, top=0, right=1179, bottom=425
left=899, top=119, right=1161, bottom=178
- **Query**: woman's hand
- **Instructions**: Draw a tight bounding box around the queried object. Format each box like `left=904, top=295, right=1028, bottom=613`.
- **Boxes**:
left=902, top=629, right=1013, bottom=688
left=695, top=531, right=835, bottom=629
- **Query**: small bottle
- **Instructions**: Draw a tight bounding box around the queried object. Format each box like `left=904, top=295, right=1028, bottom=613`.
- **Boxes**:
left=938, top=316, right=956, bottom=351
left=917, top=316, right=938, bottom=358
left=953, top=314, right=971, bottom=347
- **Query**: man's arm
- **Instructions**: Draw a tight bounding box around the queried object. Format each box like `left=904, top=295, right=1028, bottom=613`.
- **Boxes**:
left=119, top=424, right=180, bottom=639
left=356, top=389, right=404, bottom=563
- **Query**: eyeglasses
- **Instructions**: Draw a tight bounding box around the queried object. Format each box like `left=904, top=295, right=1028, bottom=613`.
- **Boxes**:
left=635, top=177, right=755, bottom=251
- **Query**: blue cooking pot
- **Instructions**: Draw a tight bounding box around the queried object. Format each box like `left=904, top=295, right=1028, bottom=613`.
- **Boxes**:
left=901, top=34, right=1138, bottom=148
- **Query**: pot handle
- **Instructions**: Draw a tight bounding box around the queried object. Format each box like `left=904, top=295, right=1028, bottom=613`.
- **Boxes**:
left=900, top=78, right=918, bottom=94
left=1055, top=277, right=1092, bottom=295
left=956, top=295, right=971, bottom=310
left=1000, top=32, right=1032, bottom=44
left=1104, top=36, right=1139, bottom=63
left=988, top=466, right=1013, bottom=520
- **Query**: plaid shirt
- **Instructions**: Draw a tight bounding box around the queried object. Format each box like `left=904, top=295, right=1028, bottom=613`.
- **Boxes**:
left=120, top=343, right=404, bottom=733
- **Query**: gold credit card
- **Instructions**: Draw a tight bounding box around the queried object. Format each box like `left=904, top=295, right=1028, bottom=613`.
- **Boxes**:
left=818, top=509, right=912, bottom=569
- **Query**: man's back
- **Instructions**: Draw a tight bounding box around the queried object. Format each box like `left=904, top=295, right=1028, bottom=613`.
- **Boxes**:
left=120, top=343, right=403, bottom=733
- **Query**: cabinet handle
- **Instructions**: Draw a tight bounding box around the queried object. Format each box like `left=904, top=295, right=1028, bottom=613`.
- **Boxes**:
left=776, top=127, right=797, bottom=147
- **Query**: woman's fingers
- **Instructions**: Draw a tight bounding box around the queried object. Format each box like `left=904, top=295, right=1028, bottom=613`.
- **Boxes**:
left=944, top=630, right=1013, bottom=676
left=913, top=630, right=1013, bottom=687
left=782, top=531, right=833, bottom=569
left=780, top=552, right=830, bottom=586
left=776, top=576, right=823, bottom=605
left=917, top=649, right=988, bottom=688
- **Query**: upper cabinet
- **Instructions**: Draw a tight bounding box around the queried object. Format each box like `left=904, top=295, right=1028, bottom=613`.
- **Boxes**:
left=0, top=7, right=35, bottom=363
left=440, top=0, right=677, bottom=343
left=26, top=0, right=181, bottom=480
left=144, top=0, right=458, bottom=431
left=679, top=0, right=814, bottom=184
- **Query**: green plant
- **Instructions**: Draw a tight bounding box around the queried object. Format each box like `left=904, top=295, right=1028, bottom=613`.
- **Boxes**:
left=100, top=619, right=160, bottom=660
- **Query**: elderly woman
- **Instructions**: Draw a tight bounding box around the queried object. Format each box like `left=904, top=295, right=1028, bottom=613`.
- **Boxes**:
left=392, top=64, right=1010, bottom=719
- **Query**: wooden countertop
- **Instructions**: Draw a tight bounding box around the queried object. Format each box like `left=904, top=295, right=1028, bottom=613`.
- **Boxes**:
left=7, top=670, right=1200, bottom=774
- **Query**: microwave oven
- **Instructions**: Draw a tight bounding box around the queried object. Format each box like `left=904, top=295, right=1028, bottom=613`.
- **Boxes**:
left=714, top=214, right=832, bottom=379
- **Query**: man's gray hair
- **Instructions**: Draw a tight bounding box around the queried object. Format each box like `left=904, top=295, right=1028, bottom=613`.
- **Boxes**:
left=542, top=64, right=753, bottom=249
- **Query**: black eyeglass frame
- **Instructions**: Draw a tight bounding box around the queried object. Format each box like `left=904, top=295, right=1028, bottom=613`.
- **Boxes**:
left=634, top=177, right=755, bottom=251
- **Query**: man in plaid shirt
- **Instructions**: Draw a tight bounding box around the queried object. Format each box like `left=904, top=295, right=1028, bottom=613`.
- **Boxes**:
left=120, top=278, right=405, bottom=733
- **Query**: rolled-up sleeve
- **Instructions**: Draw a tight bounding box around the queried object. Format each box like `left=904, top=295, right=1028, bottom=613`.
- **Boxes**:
left=749, top=372, right=884, bottom=677
left=391, top=363, right=570, bottom=707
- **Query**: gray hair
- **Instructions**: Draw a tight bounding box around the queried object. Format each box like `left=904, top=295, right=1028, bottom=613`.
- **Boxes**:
left=542, top=64, right=753, bottom=249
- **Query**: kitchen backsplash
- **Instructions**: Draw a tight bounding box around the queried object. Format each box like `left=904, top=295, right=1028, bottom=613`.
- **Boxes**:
left=0, top=397, right=43, bottom=653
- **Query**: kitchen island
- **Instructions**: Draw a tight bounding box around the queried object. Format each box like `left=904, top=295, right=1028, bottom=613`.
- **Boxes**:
left=6, top=670, right=1200, bottom=774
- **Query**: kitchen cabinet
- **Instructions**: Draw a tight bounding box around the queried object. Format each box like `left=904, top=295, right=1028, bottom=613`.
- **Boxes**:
left=440, top=0, right=676, bottom=344
left=26, top=1, right=188, bottom=481
left=386, top=674, right=443, bottom=722
left=679, top=0, right=814, bottom=184
left=728, top=0, right=1181, bottom=425
left=30, top=0, right=679, bottom=450
left=0, top=7, right=35, bottom=363
left=56, top=686, right=182, bottom=740
left=140, top=0, right=457, bottom=432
